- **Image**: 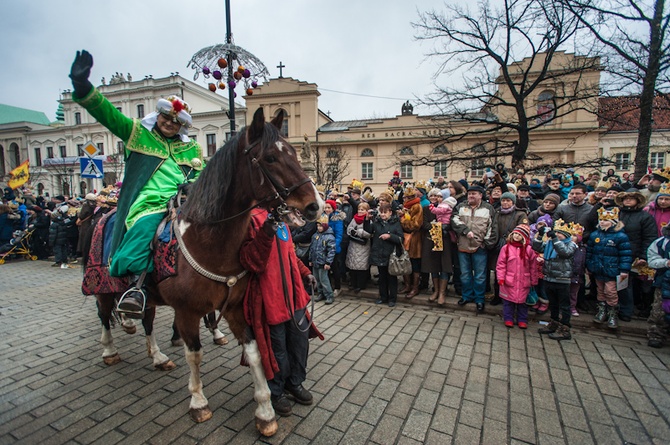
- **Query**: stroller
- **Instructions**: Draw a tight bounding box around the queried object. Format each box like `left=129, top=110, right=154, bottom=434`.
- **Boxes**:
left=0, top=229, right=37, bottom=264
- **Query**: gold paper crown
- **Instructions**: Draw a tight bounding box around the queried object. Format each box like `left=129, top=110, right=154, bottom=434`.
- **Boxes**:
left=350, top=179, right=364, bottom=190
left=553, top=219, right=584, bottom=237
left=317, top=214, right=329, bottom=225
left=658, top=182, right=670, bottom=196
left=652, top=166, right=670, bottom=182
left=362, top=190, right=375, bottom=202
left=404, top=185, right=416, bottom=195
left=597, top=206, right=620, bottom=221
left=414, top=180, right=427, bottom=190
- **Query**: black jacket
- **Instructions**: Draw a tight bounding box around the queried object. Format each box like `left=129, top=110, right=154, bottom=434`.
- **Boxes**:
left=369, top=215, right=404, bottom=267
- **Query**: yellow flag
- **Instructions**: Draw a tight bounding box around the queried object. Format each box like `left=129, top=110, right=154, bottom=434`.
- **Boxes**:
left=8, top=160, right=30, bottom=189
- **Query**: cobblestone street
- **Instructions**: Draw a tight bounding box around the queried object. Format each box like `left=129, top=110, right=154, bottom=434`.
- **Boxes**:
left=1, top=259, right=669, bottom=444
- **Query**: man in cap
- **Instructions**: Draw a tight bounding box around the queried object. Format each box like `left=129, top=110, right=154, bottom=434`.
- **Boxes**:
left=636, top=167, right=670, bottom=202
left=516, top=184, right=539, bottom=212
left=70, top=50, right=204, bottom=318
left=451, top=185, right=498, bottom=313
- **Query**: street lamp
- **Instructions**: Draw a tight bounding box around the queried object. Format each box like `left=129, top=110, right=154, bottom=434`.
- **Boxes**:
left=67, top=168, right=74, bottom=197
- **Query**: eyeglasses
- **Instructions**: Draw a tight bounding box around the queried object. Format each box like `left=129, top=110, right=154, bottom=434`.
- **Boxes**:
left=158, top=112, right=188, bottom=127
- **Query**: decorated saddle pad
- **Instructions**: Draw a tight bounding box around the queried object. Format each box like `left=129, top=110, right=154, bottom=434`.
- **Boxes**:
left=82, top=209, right=128, bottom=295
left=153, top=219, right=179, bottom=283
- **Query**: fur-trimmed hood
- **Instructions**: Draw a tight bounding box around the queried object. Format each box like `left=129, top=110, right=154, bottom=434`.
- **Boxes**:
left=328, top=210, right=347, bottom=222
left=614, top=190, right=646, bottom=210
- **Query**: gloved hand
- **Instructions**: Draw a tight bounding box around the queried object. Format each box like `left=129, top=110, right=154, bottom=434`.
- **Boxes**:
left=546, top=230, right=556, bottom=238
left=70, top=50, right=94, bottom=98
left=262, top=217, right=277, bottom=237
left=307, top=274, right=317, bottom=290
left=498, top=280, right=505, bottom=287
left=350, top=229, right=357, bottom=237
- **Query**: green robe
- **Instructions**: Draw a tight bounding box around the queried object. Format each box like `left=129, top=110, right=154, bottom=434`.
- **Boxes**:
left=74, top=88, right=203, bottom=275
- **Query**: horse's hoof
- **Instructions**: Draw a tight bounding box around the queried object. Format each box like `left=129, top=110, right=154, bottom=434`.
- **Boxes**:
left=155, top=360, right=176, bottom=371
left=122, top=325, right=137, bottom=335
left=256, top=417, right=278, bottom=437
left=213, top=336, right=229, bottom=346
left=190, top=406, right=213, bottom=423
left=103, top=354, right=121, bottom=366
left=171, top=339, right=184, bottom=347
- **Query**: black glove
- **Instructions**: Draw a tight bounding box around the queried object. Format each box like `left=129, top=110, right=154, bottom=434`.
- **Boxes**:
left=349, top=229, right=357, bottom=237
left=70, top=50, right=94, bottom=98
left=262, top=217, right=277, bottom=237
left=546, top=230, right=556, bottom=238
left=307, top=274, right=317, bottom=289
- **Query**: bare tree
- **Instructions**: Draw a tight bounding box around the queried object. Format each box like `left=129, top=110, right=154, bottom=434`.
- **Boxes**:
left=413, top=0, right=601, bottom=169
left=312, top=144, right=350, bottom=192
left=563, top=0, right=670, bottom=179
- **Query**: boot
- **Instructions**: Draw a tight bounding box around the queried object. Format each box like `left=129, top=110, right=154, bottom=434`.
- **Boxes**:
left=538, top=320, right=560, bottom=334
left=593, top=302, right=608, bottom=324
left=400, top=275, right=412, bottom=294
left=548, top=324, right=572, bottom=341
left=607, top=304, right=619, bottom=329
left=428, top=278, right=440, bottom=302
left=437, top=279, right=448, bottom=306
left=406, top=272, right=420, bottom=299
left=117, top=275, right=147, bottom=319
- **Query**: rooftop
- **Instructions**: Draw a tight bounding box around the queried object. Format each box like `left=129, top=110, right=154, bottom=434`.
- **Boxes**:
left=0, top=103, right=51, bottom=126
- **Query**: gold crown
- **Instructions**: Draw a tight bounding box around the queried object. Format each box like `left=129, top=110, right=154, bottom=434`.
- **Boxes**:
left=350, top=179, right=364, bottom=190
left=414, top=180, right=427, bottom=190
left=652, top=166, right=670, bottom=182
left=659, top=182, right=670, bottom=195
left=554, top=219, right=584, bottom=237
left=597, top=206, right=620, bottom=221
left=317, top=214, right=329, bottom=224
left=362, top=190, right=375, bottom=202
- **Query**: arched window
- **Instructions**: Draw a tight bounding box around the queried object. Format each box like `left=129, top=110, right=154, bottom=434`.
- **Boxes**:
left=361, top=148, right=374, bottom=157
left=10, top=143, right=20, bottom=169
left=433, top=144, right=448, bottom=154
left=400, top=146, right=414, bottom=156
left=275, top=108, right=288, bottom=137
left=536, top=90, right=555, bottom=124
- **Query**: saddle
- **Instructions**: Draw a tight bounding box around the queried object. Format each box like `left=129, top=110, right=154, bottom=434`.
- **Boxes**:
left=82, top=209, right=129, bottom=295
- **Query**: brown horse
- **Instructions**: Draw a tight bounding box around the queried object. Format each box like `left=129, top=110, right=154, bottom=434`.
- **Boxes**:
left=142, top=107, right=320, bottom=436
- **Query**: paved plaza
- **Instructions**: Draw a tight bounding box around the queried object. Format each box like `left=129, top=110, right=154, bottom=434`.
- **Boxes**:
left=1, top=259, right=669, bottom=444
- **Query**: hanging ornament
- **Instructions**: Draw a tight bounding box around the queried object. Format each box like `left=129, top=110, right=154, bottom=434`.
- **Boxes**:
left=237, top=65, right=245, bottom=73
left=217, top=58, right=228, bottom=69
left=208, top=83, right=217, bottom=92
left=202, top=67, right=210, bottom=75
left=212, top=70, right=223, bottom=80
left=228, top=80, right=237, bottom=89
left=218, top=82, right=226, bottom=90
left=246, top=88, right=254, bottom=96
left=251, top=80, right=258, bottom=88
left=233, top=71, right=242, bottom=80
left=243, top=69, right=251, bottom=79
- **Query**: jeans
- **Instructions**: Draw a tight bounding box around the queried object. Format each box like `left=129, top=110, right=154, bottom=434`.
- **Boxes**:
left=268, top=308, right=310, bottom=397
left=313, top=266, right=333, bottom=299
left=458, top=248, right=487, bottom=304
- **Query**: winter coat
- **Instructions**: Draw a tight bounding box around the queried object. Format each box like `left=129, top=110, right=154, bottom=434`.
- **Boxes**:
left=369, top=215, right=404, bottom=267
left=0, top=214, right=15, bottom=245
left=586, top=222, right=633, bottom=281
left=617, top=202, right=658, bottom=261
left=644, top=201, right=670, bottom=237
left=309, top=227, right=336, bottom=268
left=327, top=210, right=346, bottom=254
left=647, top=234, right=670, bottom=322
left=571, top=244, right=587, bottom=284
left=48, top=215, right=69, bottom=247
left=400, top=199, right=423, bottom=258
left=532, top=235, right=578, bottom=284
left=496, top=242, right=538, bottom=303
left=345, top=218, right=372, bottom=271
left=451, top=201, right=498, bottom=253
left=420, top=205, right=453, bottom=274
left=528, top=205, right=555, bottom=224
left=553, top=200, right=594, bottom=240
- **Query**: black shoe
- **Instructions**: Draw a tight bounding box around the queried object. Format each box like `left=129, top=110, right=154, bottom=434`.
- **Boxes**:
left=271, top=395, right=292, bottom=417
left=648, top=339, right=663, bottom=349
left=619, top=314, right=632, bottom=322
left=354, top=288, right=361, bottom=294
left=325, top=297, right=334, bottom=305
left=457, top=298, right=469, bottom=306
left=285, top=385, right=313, bottom=405
left=117, top=288, right=145, bottom=319
left=375, top=299, right=386, bottom=304
left=388, top=301, right=396, bottom=307
left=313, top=295, right=325, bottom=302
left=476, top=303, right=485, bottom=313
left=489, top=297, right=502, bottom=306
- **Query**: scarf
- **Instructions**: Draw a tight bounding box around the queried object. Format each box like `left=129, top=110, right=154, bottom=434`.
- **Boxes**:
left=499, top=206, right=515, bottom=215
left=403, top=197, right=420, bottom=209
left=353, top=213, right=365, bottom=224
left=544, top=238, right=569, bottom=260
left=510, top=239, right=526, bottom=259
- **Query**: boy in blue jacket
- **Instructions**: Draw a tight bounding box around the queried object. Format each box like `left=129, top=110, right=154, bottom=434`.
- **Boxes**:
left=309, top=215, right=337, bottom=304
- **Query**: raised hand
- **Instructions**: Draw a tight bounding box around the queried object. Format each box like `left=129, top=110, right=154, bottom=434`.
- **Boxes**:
left=69, top=50, right=94, bottom=98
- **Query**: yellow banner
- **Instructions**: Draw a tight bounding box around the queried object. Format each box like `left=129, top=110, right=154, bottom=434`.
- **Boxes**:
left=8, top=160, right=30, bottom=189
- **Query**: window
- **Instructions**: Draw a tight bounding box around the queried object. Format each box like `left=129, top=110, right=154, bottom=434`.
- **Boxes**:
left=276, top=109, right=288, bottom=137
left=34, top=147, right=42, bottom=166
left=74, top=112, right=81, bottom=125
left=0, top=145, right=4, bottom=177
left=615, top=153, right=631, bottom=170
left=10, top=143, right=20, bottom=168
left=326, top=148, right=339, bottom=158
left=47, top=146, right=54, bottom=158
left=433, top=145, right=448, bottom=154
left=400, top=162, right=413, bottom=179
left=400, top=146, right=414, bottom=156
left=76, top=144, right=83, bottom=156
left=650, top=152, right=665, bottom=170
left=361, top=148, right=374, bottom=157
left=59, top=145, right=67, bottom=158
left=361, top=162, right=373, bottom=180
left=471, top=159, right=486, bottom=177
left=536, top=90, right=556, bottom=124
left=97, top=142, right=104, bottom=155
left=326, top=164, right=338, bottom=182
left=434, top=161, right=448, bottom=178
left=137, top=104, right=145, bottom=118
left=206, top=134, right=217, bottom=157
left=117, top=141, right=124, bottom=154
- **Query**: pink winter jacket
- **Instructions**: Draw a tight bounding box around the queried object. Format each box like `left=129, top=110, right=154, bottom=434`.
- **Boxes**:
left=496, top=242, right=539, bottom=304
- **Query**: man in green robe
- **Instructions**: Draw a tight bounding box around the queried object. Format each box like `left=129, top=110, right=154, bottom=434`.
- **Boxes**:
left=70, top=50, right=204, bottom=318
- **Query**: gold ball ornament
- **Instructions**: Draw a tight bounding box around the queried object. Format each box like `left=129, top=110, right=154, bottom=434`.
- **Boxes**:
left=218, top=82, right=226, bottom=90
left=237, top=65, right=245, bottom=73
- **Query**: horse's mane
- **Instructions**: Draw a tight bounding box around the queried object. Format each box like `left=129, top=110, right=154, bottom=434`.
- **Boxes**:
left=182, top=122, right=282, bottom=224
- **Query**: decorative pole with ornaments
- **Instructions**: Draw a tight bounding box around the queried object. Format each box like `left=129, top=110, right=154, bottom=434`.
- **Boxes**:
left=187, top=0, right=269, bottom=137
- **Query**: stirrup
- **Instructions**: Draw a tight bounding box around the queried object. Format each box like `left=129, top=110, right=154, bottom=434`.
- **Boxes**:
left=116, top=287, right=146, bottom=319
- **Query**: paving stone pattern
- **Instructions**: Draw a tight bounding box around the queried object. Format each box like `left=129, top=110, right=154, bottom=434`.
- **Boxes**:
left=0, top=260, right=669, bottom=444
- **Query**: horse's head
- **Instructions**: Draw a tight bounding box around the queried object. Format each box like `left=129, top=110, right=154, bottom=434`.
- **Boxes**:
left=243, top=108, right=323, bottom=226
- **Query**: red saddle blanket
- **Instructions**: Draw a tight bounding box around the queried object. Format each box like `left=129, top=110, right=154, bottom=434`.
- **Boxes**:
left=82, top=209, right=128, bottom=295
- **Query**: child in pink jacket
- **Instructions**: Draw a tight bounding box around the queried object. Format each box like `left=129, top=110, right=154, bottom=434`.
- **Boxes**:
left=428, top=189, right=453, bottom=224
left=496, top=224, right=538, bottom=328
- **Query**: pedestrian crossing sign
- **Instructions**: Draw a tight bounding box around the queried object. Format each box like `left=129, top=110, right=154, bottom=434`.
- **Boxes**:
left=80, top=157, right=104, bottom=178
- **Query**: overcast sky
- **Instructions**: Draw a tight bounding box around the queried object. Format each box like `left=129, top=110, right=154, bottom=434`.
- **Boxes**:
left=1, top=0, right=454, bottom=122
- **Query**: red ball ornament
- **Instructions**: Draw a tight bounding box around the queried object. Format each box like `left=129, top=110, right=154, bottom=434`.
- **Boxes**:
left=208, top=83, right=217, bottom=92
left=217, top=58, right=228, bottom=69
left=246, top=88, right=254, bottom=96
left=233, top=71, right=242, bottom=80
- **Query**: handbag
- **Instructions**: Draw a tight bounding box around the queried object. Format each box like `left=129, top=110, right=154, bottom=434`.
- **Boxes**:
left=388, top=244, right=412, bottom=276
left=526, top=286, right=539, bottom=306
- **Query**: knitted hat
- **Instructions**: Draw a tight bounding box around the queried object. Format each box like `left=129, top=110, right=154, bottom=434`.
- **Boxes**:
left=85, top=193, right=97, bottom=201
left=325, top=200, right=338, bottom=211
left=393, top=170, right=400, bottom=176
left=445, top=197, right=458, bottom=208
left=500, top=191, right=517, bottom=204
left=510, top=223, right=531, bottom=244
left=543, top=193, right=561, bottom=206
left=608, top=183, right=624, bottom=193
left=507, top=183, right=517, bottom=194
left=458, top=179, right=469, bottom=190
